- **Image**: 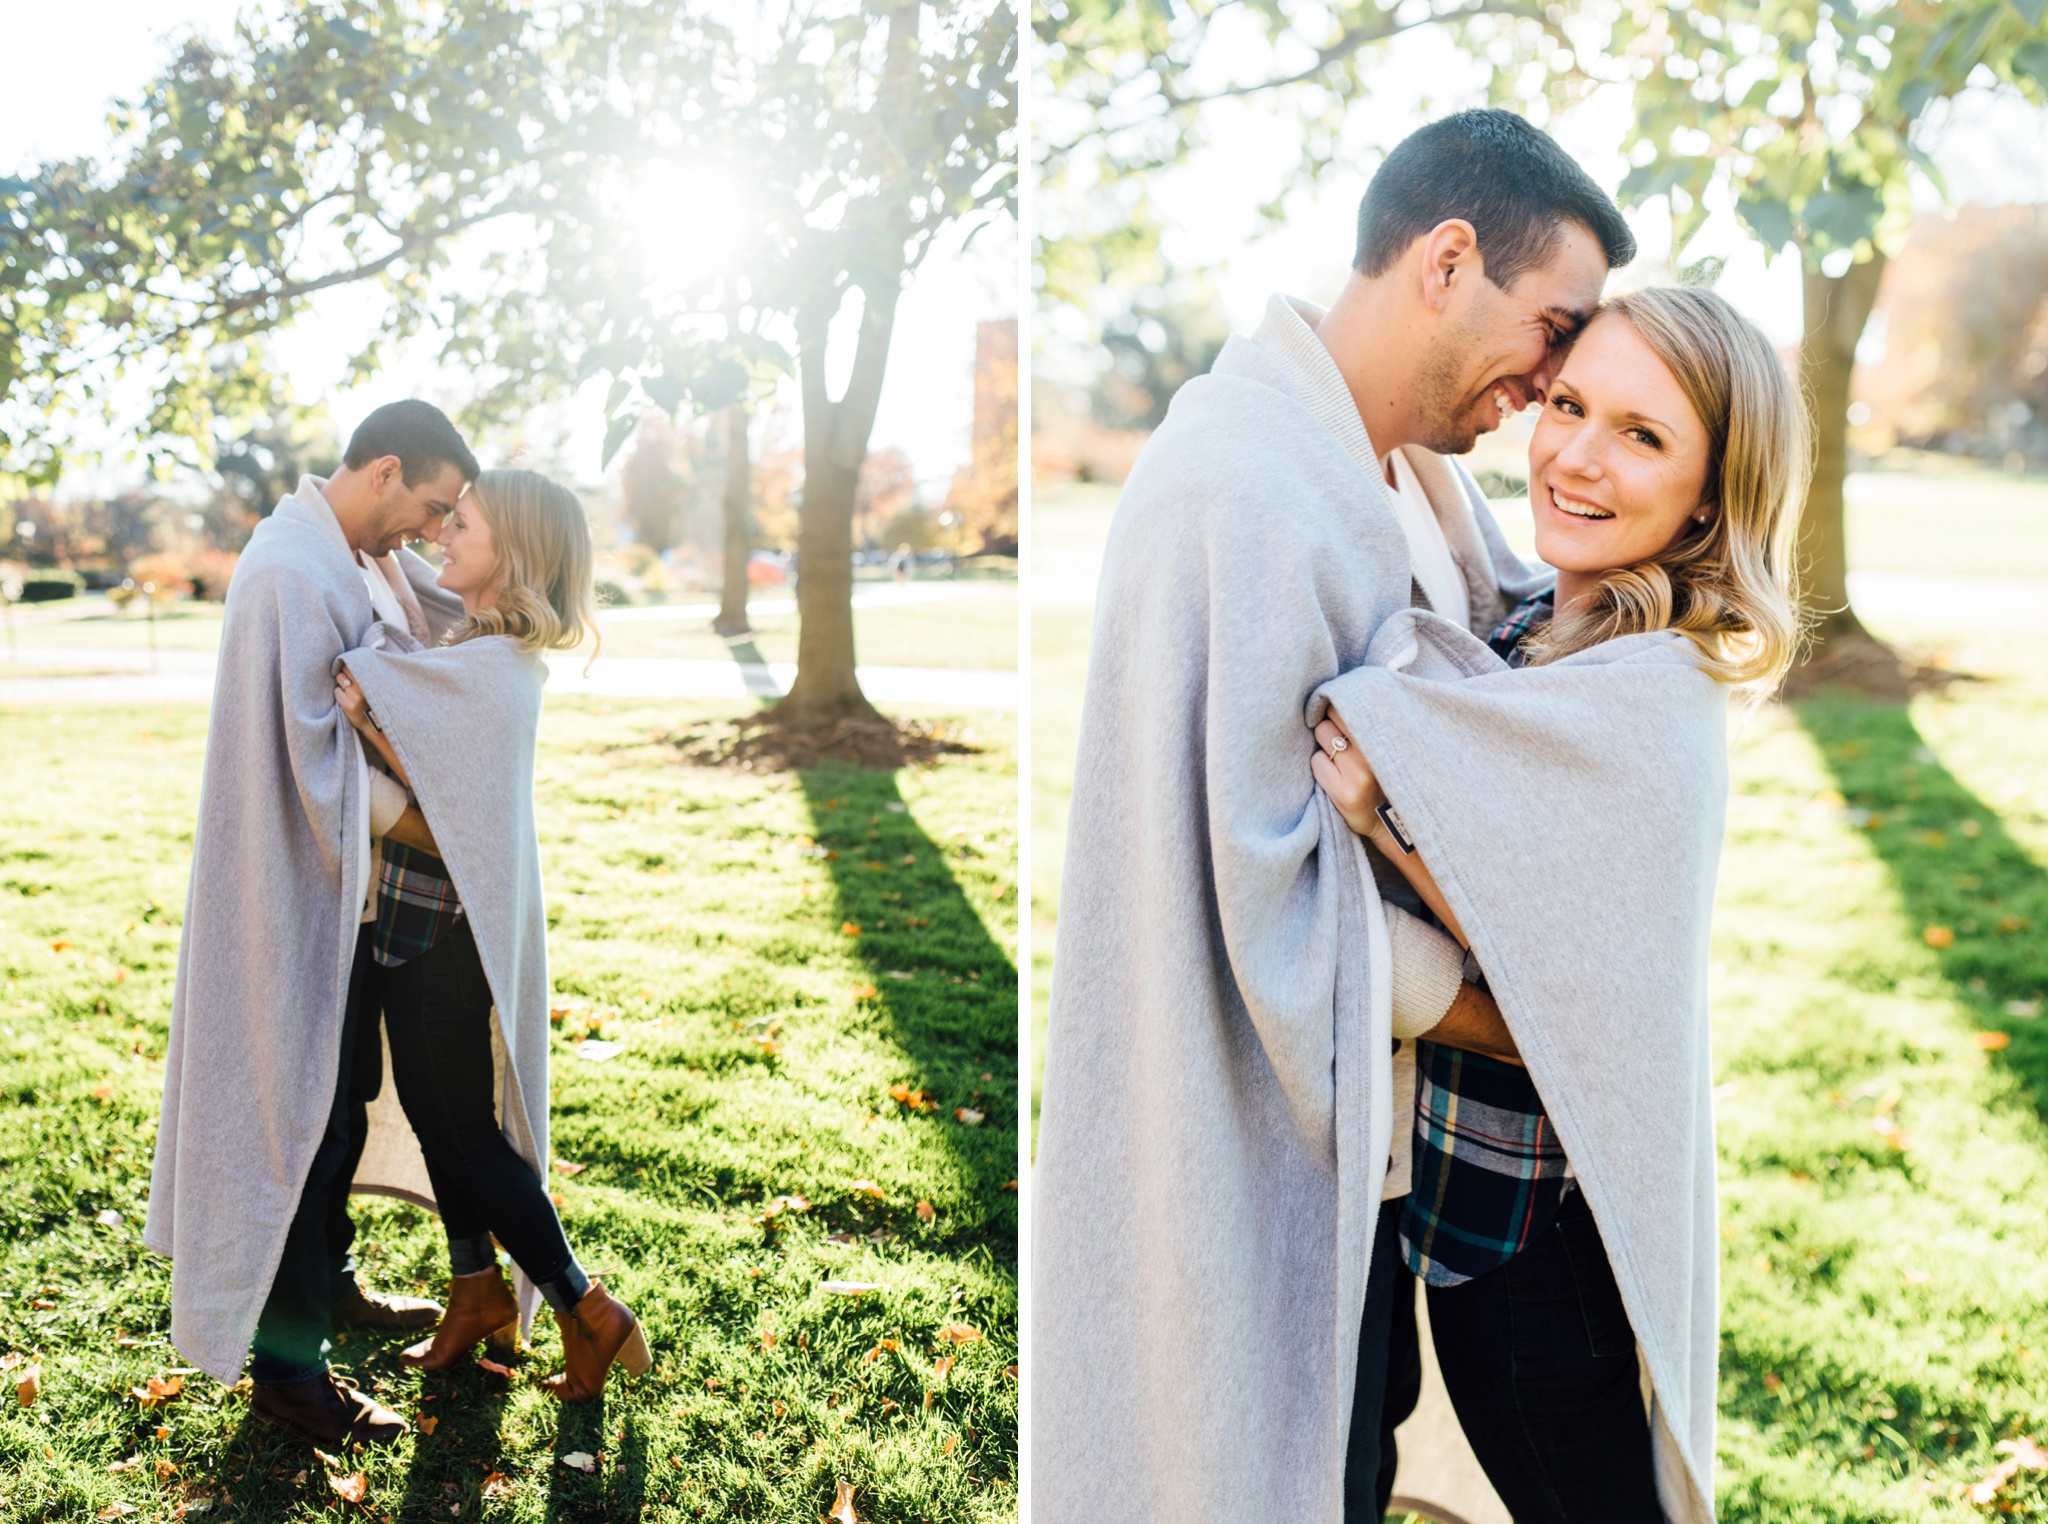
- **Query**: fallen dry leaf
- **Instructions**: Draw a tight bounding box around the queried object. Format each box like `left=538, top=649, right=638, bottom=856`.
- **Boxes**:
left=291, top=1471, right=308, bottom=1484
left=851, top=984, right=878, bottom=1000
left=944, top=1434, right=959, bottom=1456
left=91, top=1083, right=115, bottom=1103
left=936, top=1323, right=983, bottom=1345
left=849, top=1179, right=885, bottom=1200
left=916, top=1200, right=935, bottom=1222
left=477, top=1356, right=515, bottom=1378
left=172, top=1496, right=212, bottom=1517
left=132, top=1373, right=183, bottom=1407
left=154, top=1426, right=169, bottom=1441
left=1975, top=1031, right=2012, bottom=1050
left=416, top=1414, right=438, bottom=1436
left=1003, top=1363, right=1019, bottom=1380
left=1923, top=924, right=1955, bottom=948
left=108, top=1455, right=142, bottom=1474
left=96, top=1506, right=138, bottom=1520
left=50, top=941, right=70, bottom=953
left=561, top=1451, right=598, bottom=1474
left=954, top=1108, right=984, bottom=1126
left=16, top=1366, right=39, bottom=1406
left=840, top=921, right=861, bottom=937
left=0, top=1352, right=18, bottom=1370
left=481, top=1472, right=515, bottom=1500
left=1969, top=1436, right=2048, bottom=1503
left=862, top=1339, right=901, bottom=1365
left=1001, top=1180, right=1019, bottom=1192
left=552, top=1161, right=586, bottom=1176
left=155, top=1460, right=176, bottom=1481
left=820, top=1281, right=878, bottom=1297
left=550, top=1192, right=567, bottom=1207
left=827, top=1480, right=862, bottom=1524
left=931, top=1355, right=955, bottom=1379
left=329, top=1474, right=367, bottom=1504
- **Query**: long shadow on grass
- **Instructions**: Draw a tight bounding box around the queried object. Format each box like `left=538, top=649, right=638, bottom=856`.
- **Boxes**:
left=796, top=763, right=1018, bottom=1265
left=1795, top=696, right=2048, bottom=1121
left=389, top=1364, right=510, bottom=1523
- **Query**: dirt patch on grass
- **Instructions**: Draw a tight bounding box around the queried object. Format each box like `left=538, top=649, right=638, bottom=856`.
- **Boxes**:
left=659, top=714, right=984, bottom=772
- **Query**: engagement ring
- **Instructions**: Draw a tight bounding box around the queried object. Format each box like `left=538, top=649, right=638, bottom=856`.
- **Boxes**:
left=1330, top=735, right=1348, bottom=753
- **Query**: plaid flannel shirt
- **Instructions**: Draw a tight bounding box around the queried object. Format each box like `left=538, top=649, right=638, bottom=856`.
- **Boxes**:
left=1398, top=583, right=1569, bottom=1287
left=372, top=839, right=465, bottom=968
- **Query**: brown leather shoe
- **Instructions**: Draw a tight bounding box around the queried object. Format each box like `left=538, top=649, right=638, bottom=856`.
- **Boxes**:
left=333, top=1279, right=443, bottom=1332
left=250, top=1372, right=408, bottom=1448
left=400, top=1267, right=519, bottom=1370
left=538, top=1281, right=652, bottom=1404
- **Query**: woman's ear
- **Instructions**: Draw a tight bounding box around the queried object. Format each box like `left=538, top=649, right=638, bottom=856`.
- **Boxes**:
left=1692, top=503, right=1716, bottom=526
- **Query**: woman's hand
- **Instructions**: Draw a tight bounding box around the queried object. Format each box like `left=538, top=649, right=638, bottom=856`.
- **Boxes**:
left=333, top=663, right=377, bottom=738
left=1309, top=713, right=1388, bottom=838
left=1310, top=707, right=1470, bottom=947
left=333, top=663, right=413, bottom=790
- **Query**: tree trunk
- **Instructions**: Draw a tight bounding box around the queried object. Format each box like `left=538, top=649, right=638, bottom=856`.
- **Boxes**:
left=713, top=403, right=752, bottom=637
left=764, top=275, right=904, bottom=731
left=1790, top=252, right=1908, bottom=698
left=763, top=0, right=918, bottom=734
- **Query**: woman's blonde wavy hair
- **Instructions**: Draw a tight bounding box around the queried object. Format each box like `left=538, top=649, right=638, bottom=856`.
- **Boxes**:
left=1525, top=285, right=1810, bottom=691
left=446, top=468, right=601, bottom=660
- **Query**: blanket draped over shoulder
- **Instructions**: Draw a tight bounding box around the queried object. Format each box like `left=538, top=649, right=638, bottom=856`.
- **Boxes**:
left=1320, top=609, right=1729, bottom=1524
left=144, top=490, right=463, bottom=1384
left=340, top=625, right=553, bottom=1338
left=1031, top=334, right=1541, bottom=1523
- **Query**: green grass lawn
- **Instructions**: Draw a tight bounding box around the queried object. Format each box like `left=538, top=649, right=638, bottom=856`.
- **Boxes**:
left=0, top=696, right=1017, bottom=1523
left=599, top=588, right=1017, bottom=672
left=2, top=586, right=1019, bottom=674
left=1029, top=471, right=2048, bottom=1517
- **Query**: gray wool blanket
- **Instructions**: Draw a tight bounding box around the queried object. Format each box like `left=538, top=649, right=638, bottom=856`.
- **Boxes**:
left=144, top=481, right=466, bottom=1385
left=1032, top=333, right=1543, bottom=1524
left=1320, top=610, right=1726, bottom=1524
left=339, top=623, right=554, bottom=1340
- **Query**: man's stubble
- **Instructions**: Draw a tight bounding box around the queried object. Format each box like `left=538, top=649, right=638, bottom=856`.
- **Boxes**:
left=1410, top=307, right=1493, bottom=458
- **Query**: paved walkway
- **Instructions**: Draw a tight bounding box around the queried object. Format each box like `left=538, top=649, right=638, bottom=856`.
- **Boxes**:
left=0, top=643, right=1015, bottom=710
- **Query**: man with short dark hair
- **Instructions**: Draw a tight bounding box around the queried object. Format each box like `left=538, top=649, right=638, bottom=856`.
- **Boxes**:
left=147, top=399, right=480, bottom=1448
left=1033, top=110, right=1636, bottom=1522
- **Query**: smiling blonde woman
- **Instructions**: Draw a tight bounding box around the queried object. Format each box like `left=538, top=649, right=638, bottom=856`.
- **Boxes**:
left=1311, top=285, right=1807, bottom=1523
left=330, top=466, right=651, bottom=1404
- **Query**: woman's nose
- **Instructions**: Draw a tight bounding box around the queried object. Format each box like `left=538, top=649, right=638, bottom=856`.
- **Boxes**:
left=1554, top=431, right=1604, bottom=480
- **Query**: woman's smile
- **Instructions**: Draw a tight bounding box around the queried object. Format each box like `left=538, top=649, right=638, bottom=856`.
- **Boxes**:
left=1542, top=482, right=1615, bottom=522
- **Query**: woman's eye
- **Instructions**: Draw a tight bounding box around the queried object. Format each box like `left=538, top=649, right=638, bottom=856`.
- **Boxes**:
left=1628, top=428, right=1662, bottom=449
left=1553, top=396, right=1583, bottom=417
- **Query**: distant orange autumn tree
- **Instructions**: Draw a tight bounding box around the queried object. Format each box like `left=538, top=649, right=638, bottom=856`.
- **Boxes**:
left=947, top=318, right=1018, bottom=554
left=1855, top=206, right=2048, bottom=464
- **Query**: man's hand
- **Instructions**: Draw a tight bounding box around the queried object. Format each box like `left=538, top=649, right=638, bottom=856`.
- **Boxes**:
left=383, top=804, right=440, bottom=856
left=1426, top=979, right=1521, bottom=1066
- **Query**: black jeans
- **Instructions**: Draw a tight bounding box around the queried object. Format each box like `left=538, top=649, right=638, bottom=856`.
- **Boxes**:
left=1426, top=1185, right=1661, bottom=1523
left=373, top=920, right=578, bottom=1291
left=1341, top=1196, right=1424, bottom=1523
left=249, top=926, right=379, bottom=1386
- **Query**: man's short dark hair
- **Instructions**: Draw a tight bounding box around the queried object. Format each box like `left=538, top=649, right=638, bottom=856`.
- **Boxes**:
left=1354, top=109, right=1636, bottom=290
left=341, top=399, right=480, bottom=487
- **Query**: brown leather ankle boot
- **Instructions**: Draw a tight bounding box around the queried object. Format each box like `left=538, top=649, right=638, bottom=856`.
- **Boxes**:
left=538, top=1281, right=652, bottom=1403
left=398, top=1267, right=519, bottom=1370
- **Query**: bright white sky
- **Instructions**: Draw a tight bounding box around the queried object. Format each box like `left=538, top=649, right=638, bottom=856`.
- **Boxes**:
left=3, top=2, right=1017, bottom=499
left=1043, top=19, right=2048, bottom=379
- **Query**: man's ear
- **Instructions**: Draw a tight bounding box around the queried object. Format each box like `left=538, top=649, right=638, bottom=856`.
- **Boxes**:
left=1419, top=219, right=1480, bottom=316
left=372, top=455, right=403, bottom=495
